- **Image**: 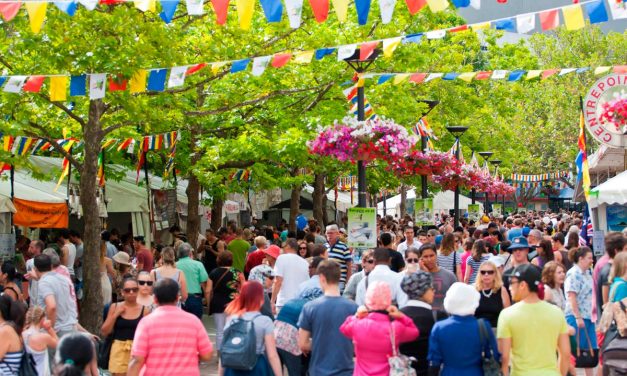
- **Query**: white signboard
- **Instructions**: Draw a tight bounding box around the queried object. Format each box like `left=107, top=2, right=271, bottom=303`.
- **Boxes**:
left=583, top=73, right=627, bottom=149
left=0, top=233, right=16, bottom=262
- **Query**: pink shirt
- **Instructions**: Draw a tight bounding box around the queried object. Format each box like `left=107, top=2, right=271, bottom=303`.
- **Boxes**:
left=340, top=312, right=419, bottom=376
left=132, top=305, right=213, bottom=376
left=460, top=251, right=471, bottom=278
left=592, top=254, right=610, bottom=322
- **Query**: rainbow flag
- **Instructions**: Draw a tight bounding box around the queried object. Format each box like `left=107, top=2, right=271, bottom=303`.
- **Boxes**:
left=575, top=111, right=591, bottom=201
left=97, top=151, right=105, bottom=187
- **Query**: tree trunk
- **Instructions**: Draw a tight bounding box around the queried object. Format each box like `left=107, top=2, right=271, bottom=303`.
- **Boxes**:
left=312, top=173, right=325, bottom=226
left=399, top=185, right=407, bottom=218
left=211, top=198, right=223, bottom=231
left=186, top=174, right=200, bottom=250
left=322, top=192, right=329, bottom=226
left=288, top=184, right=301, bottom=232
left=79, top=99, right=105, bottom=335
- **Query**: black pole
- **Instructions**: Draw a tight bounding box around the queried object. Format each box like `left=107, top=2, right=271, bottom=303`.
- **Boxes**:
left=357, top=84, right=367, bottom=208
left=471, top=188, right=476, bottom=204
left=9, top=164, right=14, bottom=199
left=383, top=191, right=387, bottom=216
left=454, top=138, right=460, bottom=228
left=421, top=134, right=428, bottom=199
left=102, top=148, right=107, bottom=208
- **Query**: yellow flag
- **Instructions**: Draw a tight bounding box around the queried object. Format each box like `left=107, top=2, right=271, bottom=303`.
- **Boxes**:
left=426, top=0, right=448, bottom=12
left=356, top=77, right=365, bottom=88
left=458, top=72, right=477, bottom=82
left=236, top=0, right=255, bottom=30
left=562, top=5, right=584, bottom=30
left=393, top=74, right=410, bottom=85
left=49, top=76, right=68, bottom=102
left=25, top=2, right=47, bottom=34
left=134, top=0, right=156, bottom=12
left=331, top=0, right=349, bottom=22
left=526, top=70, right=542, bottom=80
left=212, top=62, right=227, bottom=75
left=294, top=51, right=314, bottom=64
left=383, top=37, right=402, bottom=58
left=471, top=22, right=490, bottom=31
left=594, top=66, right=610, bottom=75
left=129, top=70, right=148, bottom=93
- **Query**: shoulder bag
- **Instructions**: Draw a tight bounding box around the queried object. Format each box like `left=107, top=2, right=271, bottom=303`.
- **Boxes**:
left=602, top=300, right=627, bottom=373
left=478, top=318, right=502, bottom=376
left=388, top=319, right=416, bottom=376
left=573, top=325, right=598, bottom=368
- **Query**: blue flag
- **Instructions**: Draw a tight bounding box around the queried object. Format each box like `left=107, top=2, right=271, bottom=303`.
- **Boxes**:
left=451, top=0, right=470, bottom=8
left=231, top=59, right=250, bottom=73
left=70, top=75, right=87, bottom=96
left=443, top=73, right=460, bottom=81
left=54, top=1, right=77, bottom=15
left=493, top=18, right=516, bottom=32
left=354, top=0, right=371, bottom=25
left=147, top=69, right=167, bottom=91
left=580, top=205, right=592, bottom=247
left=315, top=48, right=336, bottom=60
left=377, top=74, right=394, bottom=85
left=585, top=0, right=608, bottom=24
left=508, top=70, right=525, bottom=81
left=160, top=0, right=180, bottom=23
left=259, top=0, right=282, bottom=22
left=0, top=77, right=6, bottom=88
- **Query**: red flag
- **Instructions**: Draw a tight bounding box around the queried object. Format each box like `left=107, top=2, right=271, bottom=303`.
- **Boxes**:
left=187, top=63, right=207, bottom=75
left=211, top=0, right=230, bottom=24
left=449, top=24, right=468, bottom=33
left=475, top=71, right=492, bottom=80
left=541, top=69, right=559, bottom=80
left=613, top=65, right=627, bottom=74
left=405, top=0, right=426, bottom=14
left=100, top=0, right=124, bottom=4
left=359, top=41, right=378, bottom=60
left=272, top=53, right=292, bottom=68
left=409, top=73, right=427, bottom=84
left=308, top=0, right=329, bottom=23
left=109, top=76, right=128, bottom=91
left=135, top=151, right=145, bottom=184
left=539, top=10, right=559, bottom=30
left=0, top=1, right=21, bottom=21
left=23, top=76, right=45, bottom=93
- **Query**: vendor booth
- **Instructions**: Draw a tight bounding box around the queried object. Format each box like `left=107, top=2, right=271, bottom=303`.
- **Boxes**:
left=377, top=189, right=483, bottom=217
left=589, top=170, right=627, bottom=232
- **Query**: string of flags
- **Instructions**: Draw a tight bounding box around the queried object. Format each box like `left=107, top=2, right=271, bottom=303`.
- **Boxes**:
left=510, top=171, right=570, bottom=182
left=361, top=65, right=627, bottom=86
left=0, top=0, right=622, bottom=100
left=343, top=84, right=377, bottom=120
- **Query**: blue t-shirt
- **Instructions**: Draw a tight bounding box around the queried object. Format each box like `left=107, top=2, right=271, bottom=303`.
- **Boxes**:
left=298, top=296, right=357, bottom=376
left=507, top=228, right=523, bottom=241
left=610, top=277, right=627, bottom=302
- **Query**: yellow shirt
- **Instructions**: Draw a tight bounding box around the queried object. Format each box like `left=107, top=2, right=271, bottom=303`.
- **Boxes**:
left=497, top=300, right=569, bottom=376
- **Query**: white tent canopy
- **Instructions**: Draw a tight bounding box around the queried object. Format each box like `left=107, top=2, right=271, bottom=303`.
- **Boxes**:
left=377, top=189, right=482, bottom=217
left=302, top=185, right=355, bottom=213
left=589, top=170, right=627, bottom=209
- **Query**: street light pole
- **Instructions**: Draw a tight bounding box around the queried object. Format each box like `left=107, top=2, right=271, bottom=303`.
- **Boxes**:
left=345, top=49, right=380, bottom=208
left=445, top=126, right=469, bottom=228
left=491, top=160, right=502, bottom=215
left=415, top=100, right=439, bottom=199
left=478, top=151, right=493, bottom=215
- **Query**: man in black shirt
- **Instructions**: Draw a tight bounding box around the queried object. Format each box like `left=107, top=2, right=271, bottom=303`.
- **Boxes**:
left=380, top=232, right=405, bottom=272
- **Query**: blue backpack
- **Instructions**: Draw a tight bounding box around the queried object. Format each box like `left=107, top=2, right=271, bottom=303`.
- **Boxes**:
left=220, top=314, right=260, bottom=371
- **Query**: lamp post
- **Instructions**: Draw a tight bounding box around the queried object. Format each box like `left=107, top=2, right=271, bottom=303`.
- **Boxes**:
left=415, top=99, right=440, bottom=199
left=344, top=49, right=380, bottom=208
left=445, top=126, right=469, bottom=228
left=478, top=152, right=493, bottom=214
left=491, top=160, right=502, bottom=215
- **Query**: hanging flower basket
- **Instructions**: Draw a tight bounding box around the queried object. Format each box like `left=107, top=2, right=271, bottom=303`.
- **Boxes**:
left=308, top=117, right=418, bottom=163
left=387, top=150, right=458, bottom=177
left=599, top=95, right=627, bottom=134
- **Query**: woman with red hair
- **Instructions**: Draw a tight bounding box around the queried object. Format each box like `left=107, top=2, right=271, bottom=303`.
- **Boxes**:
left=221, top=281, right=282, bottom=376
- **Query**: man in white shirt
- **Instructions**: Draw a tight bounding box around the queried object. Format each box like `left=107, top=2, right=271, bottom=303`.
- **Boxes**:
left=355, top=248, right=407, bottom=308
left=58, top=229, right=77, bottom=279
left=272, top=238, right=310, bottom=313
left=396, top=226, right=421, bottom=258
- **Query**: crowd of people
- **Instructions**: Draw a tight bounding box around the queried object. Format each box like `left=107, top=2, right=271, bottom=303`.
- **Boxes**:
left=0, top=210, right=626, bottom=376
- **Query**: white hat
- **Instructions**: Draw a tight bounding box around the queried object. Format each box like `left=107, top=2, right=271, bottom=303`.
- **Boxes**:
left=542, top=217, right=551, bottom=225
left=443, top=282, right=480, bottom=316
left=487, top=254, right=506, bottom=268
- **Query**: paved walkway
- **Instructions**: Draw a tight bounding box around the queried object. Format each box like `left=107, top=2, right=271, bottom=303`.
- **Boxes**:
left=200, top=315, right=219, bottom=376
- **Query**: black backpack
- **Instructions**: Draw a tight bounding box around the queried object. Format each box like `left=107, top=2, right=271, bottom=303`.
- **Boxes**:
left=220, top=314, right=260, bottom=371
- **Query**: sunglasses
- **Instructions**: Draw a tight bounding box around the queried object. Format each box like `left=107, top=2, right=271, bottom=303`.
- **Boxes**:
left=365, top=259, right=374, bottom=264
left=406, top=258, right=419, bottom=264
left=138, top=280, right=153, bottom=286
left=480, top=270, right=495, bottom=275
left=300, top=246, right=307, bottom=250
left=123, top=287, right=139, bottom=293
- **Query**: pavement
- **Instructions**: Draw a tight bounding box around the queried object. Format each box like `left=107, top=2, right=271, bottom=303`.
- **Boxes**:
left=200, top=315, right=219, bottom=376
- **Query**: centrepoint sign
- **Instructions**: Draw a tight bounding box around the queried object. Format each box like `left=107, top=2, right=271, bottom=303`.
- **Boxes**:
left=583, top=73, right=627, bottom=149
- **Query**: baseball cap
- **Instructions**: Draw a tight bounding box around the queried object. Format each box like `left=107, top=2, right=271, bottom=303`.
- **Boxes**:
left=508, top=236, right=530, bottom=251
left=511, top=264, right=541, bottom=292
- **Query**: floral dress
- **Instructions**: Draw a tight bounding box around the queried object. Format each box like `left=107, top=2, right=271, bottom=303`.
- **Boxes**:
left=209, top=267, right=242, bottom=314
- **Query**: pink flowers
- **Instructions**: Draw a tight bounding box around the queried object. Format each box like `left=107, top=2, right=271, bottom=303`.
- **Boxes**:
left=308, top=117, right=418, bottom=163
left=599, top=95, right=627, bottom=133
left=388, top=150, right=458, bottom=176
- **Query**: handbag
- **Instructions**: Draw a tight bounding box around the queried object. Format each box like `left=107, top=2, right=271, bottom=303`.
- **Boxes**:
left=602, top=301, right=627, bottom=374
left=477, top=318, right=502, bottom=376
left=573, top=324, right=599, bottom=368
left=97, top=335, right=114, bottom=370
left=388, top=319, right=416, bottom=376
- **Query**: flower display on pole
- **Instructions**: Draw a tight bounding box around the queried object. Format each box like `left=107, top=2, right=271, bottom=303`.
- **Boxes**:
left=307, top=117, right=418, bottom=163
left=599, top=93, right=627, bottom=133
left=387, top=150, right=458, bottom=176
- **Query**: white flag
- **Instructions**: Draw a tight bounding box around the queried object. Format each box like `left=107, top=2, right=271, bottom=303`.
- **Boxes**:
left=337, top=44, right=357, bottom=61
left=491, top=70, right=508, bottom=80
left=470, top=0, right=480, bottom=9
left=186, top=0, right=204, bottom=14
left=167, top=66, right=188, bottom=88
left=285, top=0, right=303, bottom=28
left=379, top=0, right=396, bottom=24
left=89, top=73, right=107, bottom=99
left=127, top=140, right=136, bottom=155
left=516, top=13, right=535, bottom=33
left=252, top=56, right=272, bottom=76
left=609, top=1, right=627, bottom=19
left=559, top=68, right=577, bottom=76
left=3, top=76, right=27, bottom=93
left=425, top=73, right=443, bottom=82
left=78, top=0, right=98, bottom=10
left=425, top=30, right=446, bottom=39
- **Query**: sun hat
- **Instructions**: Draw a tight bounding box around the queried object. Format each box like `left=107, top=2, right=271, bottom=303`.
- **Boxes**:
left=508, top=236, right=530, bottom=251
left=401, top=271, right=433, bottom=300
left=443, top=282, right=480, bottom=316
left=365, top=281, right=392, bottom=311
left=487, top=254, right=506, bottom=268
left=112, top=251, right=131, bottom=266
left=262, top=245, right=281, bottom=259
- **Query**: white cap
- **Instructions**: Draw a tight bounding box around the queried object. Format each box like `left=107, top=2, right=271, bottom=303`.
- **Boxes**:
left=443, top=282, right=480, bottom=316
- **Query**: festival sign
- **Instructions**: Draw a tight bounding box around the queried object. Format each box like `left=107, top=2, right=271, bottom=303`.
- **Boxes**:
left=492, top=204, right=503, bottom=216
left=0, top=233, right=16, bottom=262
left=13, top=198, right=69, bottom=228
left=583, top=73, right=627, bottom=149
left=467, top=204, right=481, bottom=223
left=347, top=207, right=376, bottom=248
left=415, top=198, right=434, bottom=226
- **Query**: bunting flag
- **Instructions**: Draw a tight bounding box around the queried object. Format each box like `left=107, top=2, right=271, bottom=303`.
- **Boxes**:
left=54, top=141, right=75, bottom=191
left=10, top=136, right=36, bottom=156
left=510, top=171, right=570, bottom=182
left=97, top=150, right=105, bottom=187
left=136, top=149, right=145, bottom=184
left=470, top=151, right=478, bottom=168
left=163, top=143, right=177, bottom=177
left=576, top=110, right=591, bottom=200
left=412, top=118, right=435, bottom=149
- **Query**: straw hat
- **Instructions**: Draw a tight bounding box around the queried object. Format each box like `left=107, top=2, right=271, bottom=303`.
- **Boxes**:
left=112, top=251, right=131, bottom=266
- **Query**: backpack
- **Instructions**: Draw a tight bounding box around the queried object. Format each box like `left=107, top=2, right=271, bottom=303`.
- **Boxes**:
left=603, top=300, right=627, bottom=375
left=220, top=314, right=260, bottom=371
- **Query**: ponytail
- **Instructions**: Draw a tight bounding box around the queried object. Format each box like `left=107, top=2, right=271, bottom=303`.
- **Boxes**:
left=0, top=295, right=26, bottom=333
left=53, top=363, right=85, bottom=376
left=55, top=333, right=95, bottom=376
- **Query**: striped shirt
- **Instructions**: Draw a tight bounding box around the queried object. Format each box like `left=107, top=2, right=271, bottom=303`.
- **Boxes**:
left=465, top=254, right=491, bottom=284
left=0, top=350, right=22, bottom=376
left=437, top=251, right=462, bottom=277
left=131, top=306, right=213, bottom=376
left=326, top=241, right=351, bottom=284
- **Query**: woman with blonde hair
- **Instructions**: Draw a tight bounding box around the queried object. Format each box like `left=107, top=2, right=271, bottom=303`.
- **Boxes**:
left=438, top=233, right=462, bottom=281
left=22, top=306, right=58, bottom=376
left=150, top=246, right=188, bottom=304
left=473, top=260, right=510, bottom=328
left=608, top=251, right=627, bottom=302
left=542, top=261, right=567, bottom=310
